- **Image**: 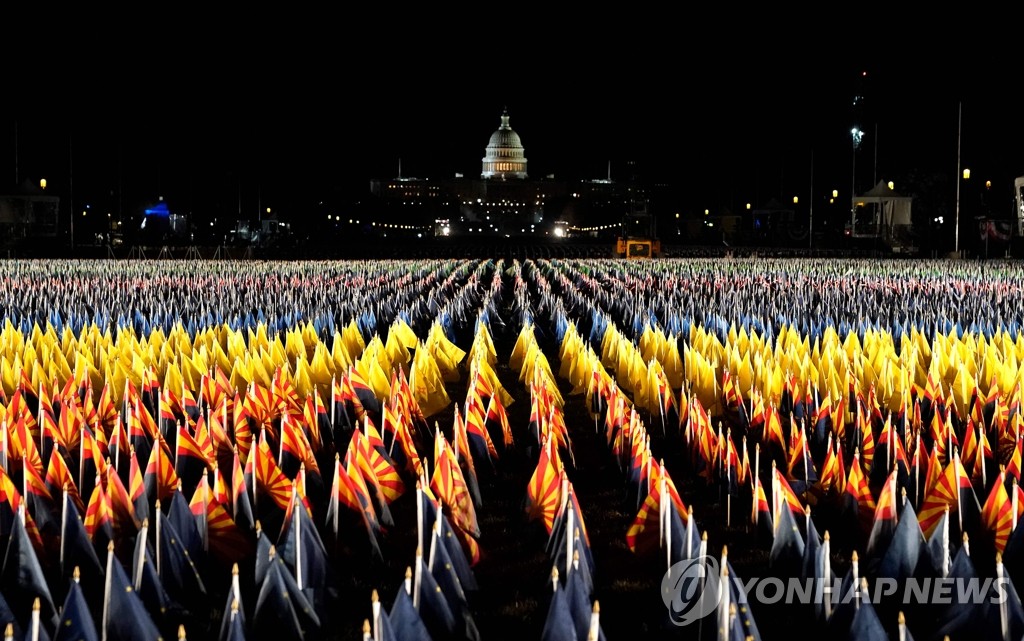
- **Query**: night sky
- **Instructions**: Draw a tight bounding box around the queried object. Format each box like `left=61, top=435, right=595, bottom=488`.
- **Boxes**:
left=1, top=21, right=1021, bottom=223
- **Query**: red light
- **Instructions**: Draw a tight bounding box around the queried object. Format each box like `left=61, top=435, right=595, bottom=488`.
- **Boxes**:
left=862, top=71, right=868, bottom=76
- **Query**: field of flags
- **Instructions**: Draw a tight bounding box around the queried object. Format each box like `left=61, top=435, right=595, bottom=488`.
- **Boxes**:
left=1, top=258, right=1024, bottom=639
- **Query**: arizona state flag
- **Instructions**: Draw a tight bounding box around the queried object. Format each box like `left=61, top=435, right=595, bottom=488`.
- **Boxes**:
left=524, top=438, right=563, bottom=534
left=351, top=428, right=403, bottom=505
left=866, top=468, right=900, bottom=559
left=254, top=430, right=293, bottom=512
left=981, top=471, right=1013, bottom=554
left=819, top=434, right=844, bottom=494
left=83, top=478, right=114, bottom=544
left=844, top=450, right=876, bottom=531
left=431, top=433, right=480, bottom=539
left=918, top=451, right=982, bottom=538
left=232, top=447, right=255, bottom=533
left=190, top=475, right=252, bottom=564
left=625, top=486, right=662, bottom=557
left=144, top=436, right=180, bottom=505
left=326, top=454, right=379, bottom=537
left=279, top=417, right=320, bottom=480
left=485, top=393, right=513, bottom=449
left=176, top=423, right=209, bottom=499
left=752, top=475, right=773, bottom=537
left=127, top=446, right=149, bottom=525
left=45, top=448, right=84, bottom=515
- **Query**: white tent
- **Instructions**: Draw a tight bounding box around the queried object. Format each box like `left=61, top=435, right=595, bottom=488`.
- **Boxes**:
left=857, top=180, right=912, bottom=229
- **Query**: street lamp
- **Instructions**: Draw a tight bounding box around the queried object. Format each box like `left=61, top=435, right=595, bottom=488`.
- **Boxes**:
left=851, top=127, right=864, bottom=236
left=39, top=178, right=46, bottom=190
left=955, top=102, right=963, bottom=255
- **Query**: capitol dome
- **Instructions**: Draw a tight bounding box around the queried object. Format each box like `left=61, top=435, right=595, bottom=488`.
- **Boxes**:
left=481, top=108, right=528, bottom=179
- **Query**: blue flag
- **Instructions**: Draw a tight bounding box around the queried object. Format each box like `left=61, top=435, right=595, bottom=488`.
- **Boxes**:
left=389, top=582, right=432, bottom=641
left=541, top=578, right=576, bottom=641
left=101, top=545, right=163, bottom=641
left=1, top=512, right=57, bottom=632
left=54, top=576, right=98, bottom=641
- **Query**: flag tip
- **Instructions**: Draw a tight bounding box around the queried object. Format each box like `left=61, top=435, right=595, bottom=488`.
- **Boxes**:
left=371, top=589, right=379, bottom=603
left=362, top=619, right=371, bottom=634
left=178, top=624, right=186, bottom=639
left=898, top=611, right=906, bottom=625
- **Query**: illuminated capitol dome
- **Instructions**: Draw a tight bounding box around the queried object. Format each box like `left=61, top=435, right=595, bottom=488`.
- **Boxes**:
left=481, top=108, right=528, bottom=180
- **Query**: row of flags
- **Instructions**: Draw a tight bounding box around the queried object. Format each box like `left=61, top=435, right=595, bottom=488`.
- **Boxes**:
left=541, top=257, right=1024, bottom=349
left=0, top=260, right=532, bottom=640
left=528, top=257, right=1024, bottom=640
left=0, top=259, right=495, bottom=340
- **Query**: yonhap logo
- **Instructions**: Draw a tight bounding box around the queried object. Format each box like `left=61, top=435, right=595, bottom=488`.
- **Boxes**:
left=660, top=556, right=721, bottom=626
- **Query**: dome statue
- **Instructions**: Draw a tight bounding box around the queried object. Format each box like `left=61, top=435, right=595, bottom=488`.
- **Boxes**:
left=481, top=108, right=527, bottom=180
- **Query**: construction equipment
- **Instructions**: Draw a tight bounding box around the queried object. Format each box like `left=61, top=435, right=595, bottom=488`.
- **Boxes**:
left=615, top=200, right=660, bottom=259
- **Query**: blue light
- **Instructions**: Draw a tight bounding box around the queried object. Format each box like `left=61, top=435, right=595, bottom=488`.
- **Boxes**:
left=144, top=202, right=170, bottom=217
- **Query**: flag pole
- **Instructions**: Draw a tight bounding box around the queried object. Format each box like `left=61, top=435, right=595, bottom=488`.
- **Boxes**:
left=60, top=481, right=68, bottom=573
left=823, top=531, right=832, bottom=620
left=566, top=493, right=575, bottom=578
left=415, top=482, right=423, bottom=554
left=102, top=541, right=114, bottom=641
left=155, top=499, right=162, bottom=577
left=413, top=547, right=422, bottom=610
left=955, top=100, right=963, bottom=256
left=135, top=519, right=148, bottom=590
left=954, top=449, right=963, bottom=534
left=371, top=589, right=382, bottom=641
left=997, top=553, right=1009, bottom=640
left=294, top=486, right=303, bottom=590
left=1014, top=478, right=1019, bottom=532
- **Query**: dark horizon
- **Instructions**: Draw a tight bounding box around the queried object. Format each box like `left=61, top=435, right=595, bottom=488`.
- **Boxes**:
left=1, top=31, right=1021, bottom=224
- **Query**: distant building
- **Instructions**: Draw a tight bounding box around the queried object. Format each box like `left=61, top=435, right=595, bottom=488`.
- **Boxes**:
left=481, top=108, right=528, bottom=179
left=0, top=180, right=60, bottom=245
left=365, top=108, right=653, bottom=236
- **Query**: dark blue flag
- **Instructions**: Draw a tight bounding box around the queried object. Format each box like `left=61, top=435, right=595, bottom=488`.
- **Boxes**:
left=933, top=539, right=981, bottom=638
left=59, top=493, right=105, bottom=617
left=419, top=493, right=476, bottom=592
left=416, top=558, right=456, bottom=641
left=769, top=501, right=805, bottom=578
left=252, top=552, right=304, bottom=641
left=540, top=574, right=576, bottom=641
left=389, top=579, right=432, bottom=641
left=253, top=544, right=317, bottom=638
left=427, top=526, right=478, bottom=641
left=877, top=500, right=925, bottom=581
left=847, top=592, right=888, bottom=641
left=219, top=565, right=246, bottom=641
left=155, top=509, right=206, bottom=609
left=101, top=544, right=163, bottom=641
left=254, top=522, right=272, bottom=589
left=131, top=526, right=176, bottom=626
left=1, top=510, right=57, bottom=632
left=54, top=573, right=98, bottom=641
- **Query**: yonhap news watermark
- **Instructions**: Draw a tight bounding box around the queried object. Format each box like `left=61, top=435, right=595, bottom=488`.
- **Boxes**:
left=661, top=556, right=1013, bottom=626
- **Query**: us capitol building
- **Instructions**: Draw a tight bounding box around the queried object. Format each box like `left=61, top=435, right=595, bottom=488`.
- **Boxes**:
left=368, top=109, right=647, bottom=236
